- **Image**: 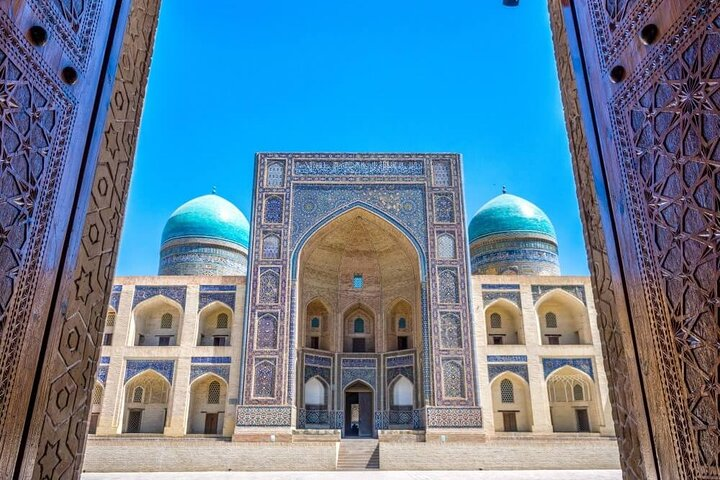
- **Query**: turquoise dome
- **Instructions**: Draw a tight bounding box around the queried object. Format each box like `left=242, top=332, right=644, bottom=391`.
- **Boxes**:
left=161, top=194, right=250, bottom=248
left=469, top=194, right=556, bottom=243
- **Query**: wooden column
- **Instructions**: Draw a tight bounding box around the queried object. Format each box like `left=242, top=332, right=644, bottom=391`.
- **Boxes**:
left=0, top=0, right=160, bottom=477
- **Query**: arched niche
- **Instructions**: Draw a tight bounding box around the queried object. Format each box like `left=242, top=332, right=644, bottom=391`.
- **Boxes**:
left=296, top=207, right=422, bottom=356
left=536, top=289, right=591, bottom=345
left=197, top=301, right=232, bottom=346
left=485, top=298, right=524, bottom=345
left=546, top=366, right=600, bottom=433
left=490, top=372, right=533, bottom=432
left=386, top=298, right=415, bottom=351
left=343, top=303, right=375, bottom=353
left=304, top=298, right=332, bottom=351
left=129, top=296, right=183, bottom=347
left=187, top=373, right=227, bottom=434
left=122, top=370, right=170, bottom=434
left=89, top=381, right=104, bottom=434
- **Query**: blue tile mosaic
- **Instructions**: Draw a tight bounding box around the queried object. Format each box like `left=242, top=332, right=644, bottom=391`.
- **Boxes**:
left=488, top=363, right=529, bottom=382
left=294, top=159, right=424, bottom=177
left=200, top=285, right=236, bottom=292
left=481, top=284, right=520, bottom=290
left=99, top=356, right=110, bottom=365
left=190, top=364, right=230, bottom=383
left=191, top=356, right=231, bottom=364
left=543, top=358, right=594, bottom=379
left=532, top=284, right=587, bottom=305
left=306, top=355, right=332, bottom=367
left=124, top=359, right=175, bottom=384
left=487, top=355, right=527, bottom=363
left=96, top=366, right=108, bottom=385
left=132, top=286, right=187, bottom=309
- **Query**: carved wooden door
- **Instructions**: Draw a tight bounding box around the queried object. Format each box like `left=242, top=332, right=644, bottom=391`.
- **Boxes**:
left=0, top=0, right=160, bottom=478
left=559, top=0, right=720, bottom=478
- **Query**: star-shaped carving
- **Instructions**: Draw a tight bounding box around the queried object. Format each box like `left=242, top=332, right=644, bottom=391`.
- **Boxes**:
left=74, top=267, right=94, bottom=303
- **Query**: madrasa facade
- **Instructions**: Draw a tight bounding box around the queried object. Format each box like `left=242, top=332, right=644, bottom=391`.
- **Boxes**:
left=83, top=153, right=620, bottom=472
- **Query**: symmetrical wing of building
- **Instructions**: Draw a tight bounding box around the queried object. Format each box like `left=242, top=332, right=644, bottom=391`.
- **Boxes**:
left=85, top=154, right=620, bottom=471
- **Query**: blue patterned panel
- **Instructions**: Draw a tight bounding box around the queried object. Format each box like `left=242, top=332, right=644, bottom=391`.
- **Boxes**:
left=487, top=355, right=527, bottom=363
left=99, top=356, right=110, bottom=365
left=125, top=360, right=175, bottom=384
left=304, top=365, right=331, bottom=384
left=433, top=193, right=455, bottom=223
left=342, top=358, right=376, bottom=368
left=290, top=184, right=428, bottom=249
left=198, top=285, right=236, bottom=311
left=374, top=411, right=389, bottom=430
left=481, top=284, right=520, bottom=290
left=191, top=356, right=231, bottom=364
left=341, top=368, right=376, bottom=389
left=200, top=285, right=236, bottom=292
left=532, top=284, right=587, bottom=305
left=488, top=363, right=529, bottom=382
left=387, top=366, right=414, bottom=384
left=306, top=354, right=332, bottom=367
left=386, top=354, right=414, bottom=367
left=425, top=407, right=483, bottom=428
left=542, top=358, right=594, bottom=379
left=109, top=291, right=121, bottom=311
left=236, top=406, right=292, bottom=427
left=294, top=159, right=424, bottom=176
left=482, top=291, right=521, bottom=308
left=96, top=366, right=108, bottom=385
left=132, top=286, right=187, bottom=309
left=190, top=364, right=230, bottom=383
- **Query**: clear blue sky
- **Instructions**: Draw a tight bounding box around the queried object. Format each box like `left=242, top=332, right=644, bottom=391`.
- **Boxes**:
left=116, top=0, right=589, bottom=276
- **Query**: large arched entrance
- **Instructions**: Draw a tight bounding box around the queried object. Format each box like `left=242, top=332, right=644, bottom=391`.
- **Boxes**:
left=295, top=207, right=423, bottom=436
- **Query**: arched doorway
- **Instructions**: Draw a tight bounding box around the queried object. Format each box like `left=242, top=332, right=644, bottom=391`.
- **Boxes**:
left=344, top=381, right=374, bottom=438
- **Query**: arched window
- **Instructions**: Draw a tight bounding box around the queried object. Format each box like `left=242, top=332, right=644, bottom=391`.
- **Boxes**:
left=500, top=379, right=514, bottom=403
left=262, top=234, right=280, bottom=259
left=398, top=317, right=407, bottom=330
left=437, top=233, right=456, bottom=259
left=160, top=313, right=172, bottom=329
left=392, top=377, right=414, bottom=407
left=267, top=162, right=284, bottom=187
left=304, top=377, right=326, bottom=407
left=545, top=312, right=557, bottom=328
left=490, top=312, right=502, bottom=329
left=208, top=381, right=221, bottom=404
left=573, top=384, right=584, bottom=401
left=216, top=313, right=229, bottom=329
left=132, top=386, right=144, bottom=403
left=92, top=384, right=104, bottom=405
left=311, top=317, right=320, bottom=329
left=105, top=311, right=116, bottom=327
left=354, top=318, right=364, bottom=333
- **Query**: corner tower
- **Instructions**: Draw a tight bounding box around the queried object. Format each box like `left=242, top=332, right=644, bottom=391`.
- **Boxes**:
left=468, top=193, right=560, bottom=276
left=236, top=153, right=482, bottom=438
left=159, top=193, right=250, bottom=275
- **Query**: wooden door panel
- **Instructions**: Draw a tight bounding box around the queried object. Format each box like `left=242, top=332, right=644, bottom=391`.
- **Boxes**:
left=568, top=0, right=720, bottom=478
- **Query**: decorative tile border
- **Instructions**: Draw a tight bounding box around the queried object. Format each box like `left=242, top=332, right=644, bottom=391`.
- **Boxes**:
left=542, top=358, right=594, bottom=380
left=200, top=285, right=236, bottom=292
left=386, top=354, right=414, bottom=367
left=425, top=406, right=483, bottom=428
left=99, top=356, right=110, bottom=365
left=124, top=359, right=175, bottom=384
left=96, top=366, right=108, bottom=385
left=109, top=288, right=121, bottom=311
left=190, top=364, right=230, bottom=383
left=488, top=363, right=529, bottom=383
left=482, top=291, right=521, bottom=308
left=132, top=285, right=187, bottom=309
left=481, top=284, right=520, bottom=290
left=487, top=355, right=527, bottom=363
left=305, top=354, right=332, bottom=367
left=191, top=356, right=231, bottom=364
left=198, top=285, right=236, bottom=311
left=294, top=159, right=425, bottom=177
left=532, top=284, right=586, bottom=305
left=342, top=358, right=376, bottom=368
left=236, top=406, right=292, bottom=427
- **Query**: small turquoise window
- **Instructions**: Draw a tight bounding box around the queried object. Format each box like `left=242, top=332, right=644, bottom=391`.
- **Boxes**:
left=353, top=274, right=363, bottom=289
left=311, top=317, right=320, bottom=329
left=398, top=318, right=407, bottom=329
left=354, top=318, right=364, bottom=333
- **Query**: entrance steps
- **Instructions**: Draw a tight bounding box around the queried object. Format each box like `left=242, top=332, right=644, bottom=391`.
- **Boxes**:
left=336, top=439, right=379, bottom=470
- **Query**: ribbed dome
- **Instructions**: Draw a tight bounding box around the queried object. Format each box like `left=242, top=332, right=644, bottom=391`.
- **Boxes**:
left=161, top=194, right=250, bottom=248
left=469, top=194, right=556, bottom=243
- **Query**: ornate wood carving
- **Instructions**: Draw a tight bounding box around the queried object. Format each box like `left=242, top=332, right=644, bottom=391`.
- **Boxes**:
left=548, top=2, right=655, bottom=478
left=566, top=0, right=720, bottom=478
left=0, top=0, right=160, bottom=477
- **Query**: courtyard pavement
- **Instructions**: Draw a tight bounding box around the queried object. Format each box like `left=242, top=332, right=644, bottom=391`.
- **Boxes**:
left=83, top=470, right=622, bottom=480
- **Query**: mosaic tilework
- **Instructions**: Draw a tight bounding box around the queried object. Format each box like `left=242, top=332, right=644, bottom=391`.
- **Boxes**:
left=99, top=356, right=110, bottom=365
left=191, top=356, right=232, bottom=364
left=159, top=243, right=247, bottom=276
left=487, top=355, right=527, bottom=363
left=342, top=368, right=377, bottom=389
left=438, top=268, right=459, bottom=304
left=124, top=359, right=174, bottom=384
left=471, top=248, right=560, bottom=276
left=236, top=406, right=292, bottom=427
left=439, top=312, right=463, bottom=349
left=481, top=284, right=520, bottom=290
left=482, top=291, right=522, bottom=308
left=132, top=285, right=186, bottom=309
left=305, top=365, right=331, bottom=384
left=341, top=358, right=376, bottom=368
left=253, top=358, right=277, bottom=398
left=190, top=365, right=230, bottom=383
left=387, top=366, right=414, bottom=384
left=198, top=285, right=236, bottom=311
left=488, top=364, right=529, bottom=382
left=543, top=358, right=594, bottom=379
left=425, top=406, right=483, bottom=428
left=532, top=284, right=587, bottom=305
left=294, top=159, right=424, bottom=176
left=306, top=354, right=332, bottom=367
left=96, top=366, right=108, bottom=385
left=258, top=268, right=280, bottom=304
left=433, top=193, right=455, bottom=223
left=386, top=354, right=414, bottom=368
left=255, top=314, right=278, bottom=349
left=109, top=285, right=122, bottom=311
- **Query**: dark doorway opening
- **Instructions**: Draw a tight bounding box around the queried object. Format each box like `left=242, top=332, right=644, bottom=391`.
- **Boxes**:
left=344, top=382, right=373, bottom=437
left=204, top=413, right=219, bottom=434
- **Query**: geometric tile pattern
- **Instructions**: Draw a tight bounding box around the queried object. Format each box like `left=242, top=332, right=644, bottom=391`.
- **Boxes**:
left=488, top=364, right=529, bottom=383
left=124, top=360, right=175, bottom=385
left=132, top=285, right=187, bottom=309
left=542, top=358, right=594, bottom=380
left=531, top=284, right=586, bottom=305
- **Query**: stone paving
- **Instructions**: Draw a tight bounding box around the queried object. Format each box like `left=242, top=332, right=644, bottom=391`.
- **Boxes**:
left=83, top=470, right=622, bottom=480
